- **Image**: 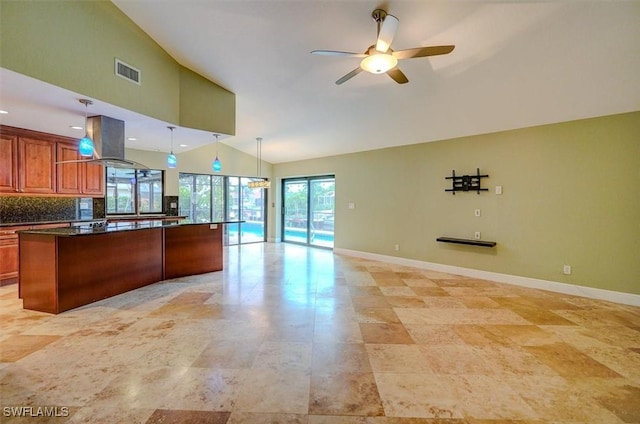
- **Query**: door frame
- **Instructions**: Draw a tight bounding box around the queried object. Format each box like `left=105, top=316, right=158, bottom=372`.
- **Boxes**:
left=281, top=175, right=335, bottom=248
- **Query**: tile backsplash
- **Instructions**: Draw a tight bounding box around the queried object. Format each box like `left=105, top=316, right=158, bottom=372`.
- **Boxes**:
left=164, top=196, right=179, bottom=216
left=0, top=196, right=96, bottom=224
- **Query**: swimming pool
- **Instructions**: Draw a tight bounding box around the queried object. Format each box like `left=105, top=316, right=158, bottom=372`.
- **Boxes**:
left=228, top=221, right=334, bottom=246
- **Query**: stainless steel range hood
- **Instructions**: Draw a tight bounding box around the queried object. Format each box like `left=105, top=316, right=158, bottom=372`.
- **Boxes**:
left=58, top=115, right=149, bottom=169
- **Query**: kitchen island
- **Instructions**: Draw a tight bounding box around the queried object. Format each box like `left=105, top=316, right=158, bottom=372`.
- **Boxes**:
left=18, top=221, right=236, bottom=314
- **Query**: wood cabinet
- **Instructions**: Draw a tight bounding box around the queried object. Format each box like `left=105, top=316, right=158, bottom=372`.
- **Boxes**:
left=19, top=223, right=224, bottom=313
left=82, top=162, right=104, bottom=195
left=0, top=134, right=18, bottom=192
left=0, top=232, right=19, bottom=285
left=0, top=126, right=104, bottom=197
left=57, top=142, right=82, bottom=194
left=56, top=142, right=104, bottom=195
left=18, top=137, right=57, bottom=194
left=0, top=223, right=71, bottom=287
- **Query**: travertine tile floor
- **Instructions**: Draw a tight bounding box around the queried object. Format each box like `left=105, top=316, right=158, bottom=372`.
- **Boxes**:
left=1, top=243, right=639, bottom=423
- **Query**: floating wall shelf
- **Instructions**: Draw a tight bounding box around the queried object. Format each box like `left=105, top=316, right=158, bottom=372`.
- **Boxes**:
left=436, top=237, right=496, bottom=248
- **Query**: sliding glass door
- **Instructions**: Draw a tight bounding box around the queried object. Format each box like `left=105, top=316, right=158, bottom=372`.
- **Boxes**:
left=283, top=180, right=308, bottom=244
left=282, top=176, right=334, bottom=248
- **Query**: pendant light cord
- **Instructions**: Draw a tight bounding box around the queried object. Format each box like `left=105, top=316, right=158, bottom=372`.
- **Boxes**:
left=168, top=126, right=175, bottom=153
left=79, top=99, right=92, bottom=138
left=256, top=137, right=263, bottom=177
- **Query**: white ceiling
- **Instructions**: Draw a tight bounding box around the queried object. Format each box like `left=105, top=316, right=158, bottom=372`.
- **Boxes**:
left=1, top=1, right=639, bottom=164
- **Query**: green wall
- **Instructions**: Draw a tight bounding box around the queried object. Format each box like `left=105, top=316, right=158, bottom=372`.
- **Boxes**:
left=273, top=112, right=640, bottom=295
left=0, top=0, right=234, bottom=135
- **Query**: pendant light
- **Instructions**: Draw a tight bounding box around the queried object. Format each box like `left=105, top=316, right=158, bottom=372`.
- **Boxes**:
left=247, top=137, right=270, bottom=189
left=167, top=126, right=177, bottom=168
left=78, top=99, right=95, bottom=157
left=212, top=134, right=222, bottom=172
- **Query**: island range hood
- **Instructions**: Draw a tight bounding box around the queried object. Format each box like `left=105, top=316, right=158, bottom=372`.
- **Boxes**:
left=58, top=115, right=149, bottom=169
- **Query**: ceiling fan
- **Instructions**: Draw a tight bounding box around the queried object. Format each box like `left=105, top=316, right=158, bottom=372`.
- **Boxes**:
left=311, top=9, right=454, bottom=85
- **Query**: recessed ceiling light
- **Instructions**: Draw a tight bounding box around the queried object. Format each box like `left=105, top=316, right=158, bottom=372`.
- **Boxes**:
left=0, top=110, right=8, bottom=114
left=127, top=137, right=137, bottom=141
left=70, top=125, right=83, bottom=130
left=179, top=144, right=188, bottom=147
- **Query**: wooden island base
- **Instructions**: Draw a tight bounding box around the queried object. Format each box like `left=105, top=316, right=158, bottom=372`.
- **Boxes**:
left=19, top=223, right=224, bottom=314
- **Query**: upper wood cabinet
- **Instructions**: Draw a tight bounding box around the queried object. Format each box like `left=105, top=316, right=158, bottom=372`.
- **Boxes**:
left=57, top=142, right=105, bottom=195
left=18, top=137, right=56, bottom=194
left=82, top=162, right=104, bottom=195
left=57, top=142, right=82, bottom=194
left=0, top=126, right=104, bottom=197
left=0, top=133, right=19, bottom=192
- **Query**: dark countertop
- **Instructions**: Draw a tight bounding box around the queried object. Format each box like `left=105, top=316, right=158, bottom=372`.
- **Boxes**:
left=0, top=219, right=103, bottom=228
left=18, top=220, right=243, bottom=237
left=106, top=215, right=187, bottom=221
left=0, top=215, right=185, bottom=228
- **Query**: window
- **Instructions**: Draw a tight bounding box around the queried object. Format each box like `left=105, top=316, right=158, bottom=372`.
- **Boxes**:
left=179, top=173, right=267, bottom=245
left=106, top=167, right=164, bottom=215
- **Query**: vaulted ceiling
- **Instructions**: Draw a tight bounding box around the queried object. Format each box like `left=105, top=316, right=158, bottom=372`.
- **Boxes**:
left=1, top=1, right=639, bottom=164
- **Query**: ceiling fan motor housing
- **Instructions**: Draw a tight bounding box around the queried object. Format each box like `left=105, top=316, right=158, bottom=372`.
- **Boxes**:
left=371, top=9, right=388, bottom=24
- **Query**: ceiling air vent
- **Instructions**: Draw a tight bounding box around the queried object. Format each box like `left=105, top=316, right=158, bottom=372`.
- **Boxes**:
left=115, top=58, right=141, bottom=85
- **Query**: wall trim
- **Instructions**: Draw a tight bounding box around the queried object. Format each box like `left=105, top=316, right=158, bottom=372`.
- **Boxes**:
left=334, top=248, right=640, bottom=307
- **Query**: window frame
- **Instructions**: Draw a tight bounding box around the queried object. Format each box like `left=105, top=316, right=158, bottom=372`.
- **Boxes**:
left=105, top=167, right=165, bottom=216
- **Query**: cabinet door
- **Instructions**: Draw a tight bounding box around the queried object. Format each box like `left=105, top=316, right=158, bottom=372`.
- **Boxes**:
left=56, top=142, right=82, bottom=194
left=82, top=162, right=104, bottom=196
left=18, top=137, right=56, bottom=194
left=0, top=134, right=19, bottom=193
left=0, top=235, right=19, bottom=283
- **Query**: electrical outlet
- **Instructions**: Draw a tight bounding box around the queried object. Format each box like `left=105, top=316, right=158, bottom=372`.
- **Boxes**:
left=475, top=209, right=481, bottom=217
left=474, top=231, right=481, bottom=240
left=394, top=244, right=400, bottom=251
left=563, top=265, right=572, bottom=275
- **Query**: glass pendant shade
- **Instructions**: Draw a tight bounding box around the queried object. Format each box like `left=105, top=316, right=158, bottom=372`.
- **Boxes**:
left=167, top=153, right=177, bottom=168
left=78, top=135, right=94, bottom=157
left=213, top=156, right=222, bottom=172
left=212, top=134, right=222, bottom=172
left=167, top=126, right=177, bottom=168
left=78, top=99, right=94, bottom=157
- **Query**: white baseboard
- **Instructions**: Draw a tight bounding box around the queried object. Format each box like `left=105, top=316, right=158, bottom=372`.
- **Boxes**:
left=334, top=248, right=640, bottom=307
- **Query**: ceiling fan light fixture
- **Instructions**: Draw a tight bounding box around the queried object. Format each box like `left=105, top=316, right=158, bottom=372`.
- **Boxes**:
left=360, top=53, right=397, bottom=74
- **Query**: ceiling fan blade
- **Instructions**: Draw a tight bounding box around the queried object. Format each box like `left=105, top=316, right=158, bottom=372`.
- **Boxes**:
left=376, top=14, right=399, bottom=53
left=393, top=45, right=455, bottom=60
left=311, top=50, right=367, bottom=58
left=336, top=67, right=363, bottom=85
left=387, top=67, right=408, bottom=84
